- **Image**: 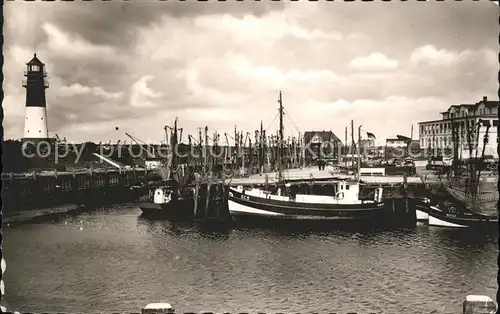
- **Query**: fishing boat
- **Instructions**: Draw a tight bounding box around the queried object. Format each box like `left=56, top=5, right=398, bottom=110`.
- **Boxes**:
left=227, top=91, right=414, bottom=229
left=423, top=117, right=498, bottom=229
left=427, top=201, right=497, bottom=229
left=138, top=180, right=196, bottom=222
left=136, top=118, right=197, bottom=222
left=229, top=180, right=389, bottom=221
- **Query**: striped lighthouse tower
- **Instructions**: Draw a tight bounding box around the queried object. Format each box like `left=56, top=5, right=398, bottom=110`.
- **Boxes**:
left=22, top=53, right=49, bottom=142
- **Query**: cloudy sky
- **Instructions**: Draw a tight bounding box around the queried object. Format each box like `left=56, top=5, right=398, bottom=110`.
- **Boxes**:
left=4, top=1, right=498, bottom=144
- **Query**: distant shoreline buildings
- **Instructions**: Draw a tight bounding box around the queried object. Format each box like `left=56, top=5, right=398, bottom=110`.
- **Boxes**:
left=418, top=96, right=499, bottom=159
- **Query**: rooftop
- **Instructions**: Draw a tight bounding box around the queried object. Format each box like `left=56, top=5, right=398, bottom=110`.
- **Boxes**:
left=26, top=53, right=44, bottom=66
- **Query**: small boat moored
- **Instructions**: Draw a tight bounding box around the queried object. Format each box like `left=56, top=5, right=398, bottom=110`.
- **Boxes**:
left=428, top=202, right=498, bottom=229
left=138, top=185, right=195, bottom=222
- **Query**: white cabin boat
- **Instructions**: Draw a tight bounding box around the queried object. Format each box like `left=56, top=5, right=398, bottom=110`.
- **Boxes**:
left=228, top=180, right=386, bottom=221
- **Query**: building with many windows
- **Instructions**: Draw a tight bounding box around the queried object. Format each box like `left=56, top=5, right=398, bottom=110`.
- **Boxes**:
left=418, top=96, right=498, bottom=159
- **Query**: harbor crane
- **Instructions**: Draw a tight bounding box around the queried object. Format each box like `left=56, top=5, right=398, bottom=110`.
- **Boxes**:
left=125, top=132, right=156, bottom=159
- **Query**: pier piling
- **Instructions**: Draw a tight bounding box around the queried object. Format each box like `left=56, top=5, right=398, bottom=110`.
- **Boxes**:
left=194, top=180, right=231, bottom=230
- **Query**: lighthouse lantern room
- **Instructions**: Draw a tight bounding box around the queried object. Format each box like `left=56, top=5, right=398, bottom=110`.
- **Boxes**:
left=22, top=53, right=49, bottom=142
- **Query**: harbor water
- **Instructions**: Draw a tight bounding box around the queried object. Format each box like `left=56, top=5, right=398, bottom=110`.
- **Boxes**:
left=3, top=204, right=497, bottom=314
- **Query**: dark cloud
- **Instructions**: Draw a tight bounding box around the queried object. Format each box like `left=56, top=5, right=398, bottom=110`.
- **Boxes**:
left=48, top=56, right=127, bottom=91
left=23, top=1, right=284, bottom=50
left=3, top=1, right=497, bottom=142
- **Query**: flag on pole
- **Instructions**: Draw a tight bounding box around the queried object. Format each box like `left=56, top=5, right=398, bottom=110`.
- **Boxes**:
left=366, top=132, right=376, bottom=140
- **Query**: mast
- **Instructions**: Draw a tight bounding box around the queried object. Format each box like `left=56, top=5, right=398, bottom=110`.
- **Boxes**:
left=198, top=127, right=203, bottom=171
left=260, top=121, right=264, bottom=174
left=278, top=91, right=284, bottom=183
left=357, top=125, right=362, bottom=181
left=299, top=132, right=303, bottom=168
left=451, top=116, right=459, bottom=176
left=172, top=118, right=178, bottom=166
left=345, top=126, right=348, bottom=168
left=350, top=120, right=354, bottom=170
left=408, top=124, right=414, bottom=157
left=188, top=135, right=192, bottom=166
left=476, top=120, right=491, bottom=191
left=204, top=126, right=209, bottom=173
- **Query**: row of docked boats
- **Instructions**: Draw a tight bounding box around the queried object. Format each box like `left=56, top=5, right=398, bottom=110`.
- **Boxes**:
left=139, top=176, right=417, bottom=230
left=136, top=91, right=498, bottom=232
left=139, top=182, right=497, bottom=231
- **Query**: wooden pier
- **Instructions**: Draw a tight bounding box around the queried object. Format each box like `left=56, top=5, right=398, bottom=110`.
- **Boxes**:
left=2, top=167, right=150, bottom=212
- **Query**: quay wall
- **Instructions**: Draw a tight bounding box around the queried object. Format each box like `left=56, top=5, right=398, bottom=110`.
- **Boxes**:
left=1, top=168, right=150, bottom=213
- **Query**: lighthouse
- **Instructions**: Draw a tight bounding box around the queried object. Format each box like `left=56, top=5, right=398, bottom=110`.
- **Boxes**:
left=22, top=53, right=49, bottom=142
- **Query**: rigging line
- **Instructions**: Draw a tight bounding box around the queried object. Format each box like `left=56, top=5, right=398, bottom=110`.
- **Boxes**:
left=278, top=109, right=315, bottom=181
left=264, top=112, right=280, bottom=132
left=283, top=107, right=302, bottom=134
left=283, top=115, right=298, bottom=139
left=288, top=121, right=300, bottom=140
left=283, top=107, right=300, bottom=130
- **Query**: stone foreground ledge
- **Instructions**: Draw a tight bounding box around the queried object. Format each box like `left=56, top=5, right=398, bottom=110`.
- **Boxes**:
left=0, top=293, right=496, bottom=313
left=463, top=295, right=497, bottom=314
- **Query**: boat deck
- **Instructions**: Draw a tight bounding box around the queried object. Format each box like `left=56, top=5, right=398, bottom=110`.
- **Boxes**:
left=229, top=167, right=425, bottom=186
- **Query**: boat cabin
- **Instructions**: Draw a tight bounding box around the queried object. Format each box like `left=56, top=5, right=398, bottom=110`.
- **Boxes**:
left=153, top=187, right=172, bottom=204
left=295, top=180, right=364, bottom=204
left=145, top=158, right=163, bottom=170
left=141, top=303, right=175, bottom=314
left=233, top=180, right=383, bottom=205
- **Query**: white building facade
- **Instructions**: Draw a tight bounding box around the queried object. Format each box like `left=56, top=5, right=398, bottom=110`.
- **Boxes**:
left=418, top=97, right=498, bottom=159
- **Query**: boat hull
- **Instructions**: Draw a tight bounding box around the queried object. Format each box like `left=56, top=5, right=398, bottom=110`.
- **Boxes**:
left=137, top=199, right=194, bottom=222
left=415, top=199, right=430, bottom=221
left=428, top=205, right=498, bottom=229
left=228, top=188, right=415, bottom=230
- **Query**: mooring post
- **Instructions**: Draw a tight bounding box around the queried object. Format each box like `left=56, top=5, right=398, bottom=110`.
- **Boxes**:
left=402, top=172, right=409, bottom=212
left=193, top=181, right=199, bottom=218
left=104, top=168, right=109, bottom=187
left=463, top=295, right=496, bottom=314
left=205, top=179, right=212, bottom=220
left=215, top=183, right=221, bottom=219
